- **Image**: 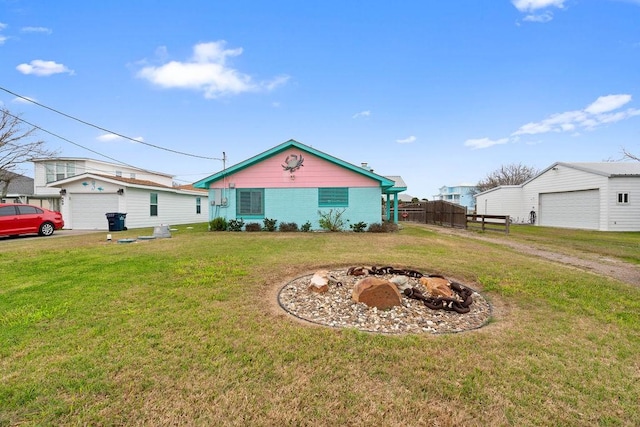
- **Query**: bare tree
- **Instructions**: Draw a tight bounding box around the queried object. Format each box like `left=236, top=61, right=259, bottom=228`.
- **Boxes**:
left=475, top=163, right=539, bottom=194
left=0, top=108, right=58, bottom=198
left=622, top=147, right=640, bottom=162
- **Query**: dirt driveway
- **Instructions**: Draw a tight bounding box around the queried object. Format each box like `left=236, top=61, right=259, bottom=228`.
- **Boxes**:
left=423, top=225, right=640, bottom=288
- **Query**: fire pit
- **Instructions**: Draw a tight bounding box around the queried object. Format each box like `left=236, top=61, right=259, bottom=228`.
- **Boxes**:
left=278, top=266, right=492, bottom=334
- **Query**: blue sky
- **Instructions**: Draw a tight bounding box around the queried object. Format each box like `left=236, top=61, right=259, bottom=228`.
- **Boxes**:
left=1, top=0, right=639, bottom=199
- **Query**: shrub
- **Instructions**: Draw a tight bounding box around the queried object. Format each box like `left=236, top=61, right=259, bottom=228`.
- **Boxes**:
left=228, top=218, right=245, bottom=232
left=318, top=209, right=346, bottom=232
left=367, top=221, right=399, bottom=233
left=209, top=217, right=228, bottom=231
left=349, top=221, right=367, bottom=233
left=279, top=222, right=299, bottom=232
left=263, top=218, right=278, bottom=232
left=300, top=221, right=312, bottom=232
left=245, top=222, right=262, bottom=232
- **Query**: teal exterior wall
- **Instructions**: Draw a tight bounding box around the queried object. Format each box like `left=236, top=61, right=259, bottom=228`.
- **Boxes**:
left=208, top=186, right=383, bottom=230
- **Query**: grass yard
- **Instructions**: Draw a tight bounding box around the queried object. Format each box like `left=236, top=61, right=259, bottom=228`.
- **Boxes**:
left=1, top=224, right=639, bottom=426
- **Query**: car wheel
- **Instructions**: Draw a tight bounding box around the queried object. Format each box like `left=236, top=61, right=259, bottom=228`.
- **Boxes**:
left=39, top=222, right=55, bottom=236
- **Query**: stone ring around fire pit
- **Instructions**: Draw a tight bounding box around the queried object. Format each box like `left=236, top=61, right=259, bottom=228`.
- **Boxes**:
left=277, top=267, right=492, bottom=334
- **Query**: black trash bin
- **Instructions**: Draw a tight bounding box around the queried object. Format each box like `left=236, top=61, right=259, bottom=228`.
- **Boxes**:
left=106, top=212, right=127, bottom=231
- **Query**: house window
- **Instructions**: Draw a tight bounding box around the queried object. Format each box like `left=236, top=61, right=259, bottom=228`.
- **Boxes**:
left=617, top=193, right=629, bottom=204
left=45, top=163, right=55, bottom=183
left=56, top=163, right=66, bottom=181
left=150, top=193, right=158, bottom=216
left=45, top=162, right=76, bottom=183
left=237, top=189, right=264, bottom=216
left=319, top=187, right=349, bottom=207
left=66, top=163, right=75, bottom=179
left=196, top=197, right=201, bottom=214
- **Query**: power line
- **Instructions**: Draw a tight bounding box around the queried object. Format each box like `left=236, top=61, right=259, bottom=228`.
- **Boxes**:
left=0, top=85, right=223, bottom=161
left=3, top=110, right=146, bottom=170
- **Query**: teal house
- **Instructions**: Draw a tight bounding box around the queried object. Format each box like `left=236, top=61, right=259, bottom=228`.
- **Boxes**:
left=193, top=140, right=407, bottom=230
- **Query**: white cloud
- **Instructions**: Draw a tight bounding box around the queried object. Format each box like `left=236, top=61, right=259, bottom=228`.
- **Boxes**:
left=97, top=134, right=122, bottom=142
left=396, top=136, right=416, bottom=144
left=12, top=96, right=37, bottom=104
left=263, top=75, right=290, bottom=91
left=464, top=137, right=509, bottom=149
left=467, top=93, right=639, bottom=149
left=21, top=26, right=52, bottom=34
left=353, top=110, right=371, bottom=119
left=512, top=94, right=636, bottom=136
left=97, top=134, right=144, bottom=143
left=584, top=94, right=632, bottom=114
left=523, top=12, right=553, bottom=22
left=0, top=22, right=7, bottom=45
left=137, top=41, right=289, bottom=99
left=512, top=0, right=565, bottom=23
left=511, top=0, right=565, bottom=12
left=16, top=59, right=74, bottom=76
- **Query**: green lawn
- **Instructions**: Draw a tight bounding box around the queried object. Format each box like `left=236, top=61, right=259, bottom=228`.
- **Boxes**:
left=1, top=224, right=639, bottom=426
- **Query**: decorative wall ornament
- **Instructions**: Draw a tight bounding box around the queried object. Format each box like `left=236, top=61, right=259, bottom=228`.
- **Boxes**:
left=282, top=154, right=304, bottom=173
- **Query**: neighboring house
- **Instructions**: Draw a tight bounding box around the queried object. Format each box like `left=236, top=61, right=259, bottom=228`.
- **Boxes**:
left=0, top=172, right=34, bottom=204
left=398, top=193, right=417, bottom=203
left=30, top=157, right=208, bottom=230
left=433, top=185, right=477, bottom=211
left=474, top=162, right=640, bottom=231
left=193, top=139, right=407, bottom=229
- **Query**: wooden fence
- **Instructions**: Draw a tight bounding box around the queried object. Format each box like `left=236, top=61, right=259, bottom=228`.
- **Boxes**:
left=466, top=214, right=510, bottom=234
left=392, top=201, right=510, bottom=234
left=392, top=200, right=467, bottom=229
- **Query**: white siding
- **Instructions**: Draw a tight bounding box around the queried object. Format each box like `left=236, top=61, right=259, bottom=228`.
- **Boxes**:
left=475, top=187, right=526, bottom=222
left=33, top=158, right=174, bottom=194
left=60, top=178, right=125, bottom=229
left=81, top=159, right=174, bottom=186
left=122, top=188, right=208, bottom=229
left=57, top=176, right=208, bottom=230
left=607, top=177, right=640, bottom=231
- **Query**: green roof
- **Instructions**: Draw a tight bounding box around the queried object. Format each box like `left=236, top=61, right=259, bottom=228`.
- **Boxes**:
left=193, top=139, right=398, bottom=190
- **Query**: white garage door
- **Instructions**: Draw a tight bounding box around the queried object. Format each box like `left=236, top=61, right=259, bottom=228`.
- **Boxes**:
left=70, top=194, right=119, bottom=230
left=539, top=189, right=600, bottom=230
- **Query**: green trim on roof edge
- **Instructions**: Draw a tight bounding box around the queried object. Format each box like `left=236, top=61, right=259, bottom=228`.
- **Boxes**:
left=193, top=139, right=397, bottom=189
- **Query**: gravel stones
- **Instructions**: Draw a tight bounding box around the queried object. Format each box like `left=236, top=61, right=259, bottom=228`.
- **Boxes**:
left=278, top=268, right=492, bottom=334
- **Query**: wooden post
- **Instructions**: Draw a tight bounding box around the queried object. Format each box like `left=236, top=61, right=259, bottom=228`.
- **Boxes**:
left=505, top=215, right=510, bottom=235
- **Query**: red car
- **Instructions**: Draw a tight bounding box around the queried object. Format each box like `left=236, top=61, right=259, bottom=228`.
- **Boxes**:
left=0, top=203, right=65, bottom=237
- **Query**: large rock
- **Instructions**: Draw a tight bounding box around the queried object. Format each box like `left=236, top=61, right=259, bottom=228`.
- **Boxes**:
left=352, top=277, right=402, bottom=309
left=419, top=276, right=453, bottom=298
left=308, top=271, right=329, bottom=293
